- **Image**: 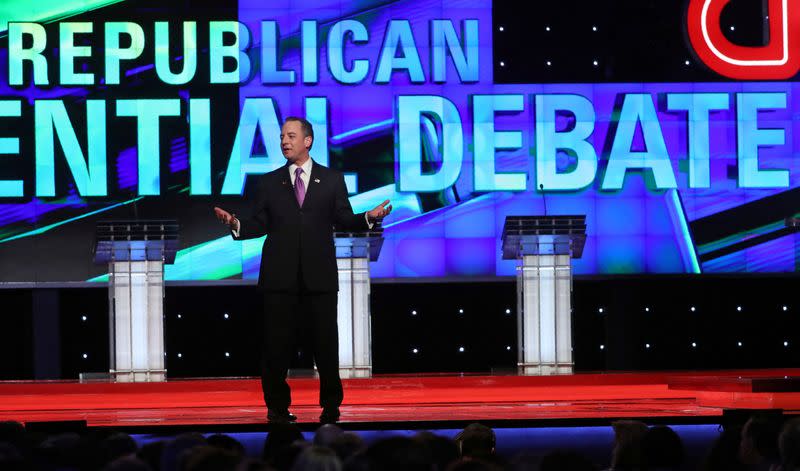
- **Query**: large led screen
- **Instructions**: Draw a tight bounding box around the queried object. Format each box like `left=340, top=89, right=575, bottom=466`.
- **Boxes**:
left=0, top=0, right=798, bottom=283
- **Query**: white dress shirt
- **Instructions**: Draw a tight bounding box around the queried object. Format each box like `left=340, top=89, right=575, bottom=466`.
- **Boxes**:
left=288, top=158, right=313, bottom=190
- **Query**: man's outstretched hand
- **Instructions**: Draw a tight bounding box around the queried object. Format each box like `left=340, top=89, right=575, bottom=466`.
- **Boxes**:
left=367, top=200, right=393, bottom=222
left=214, top=207, right=238, bottom=229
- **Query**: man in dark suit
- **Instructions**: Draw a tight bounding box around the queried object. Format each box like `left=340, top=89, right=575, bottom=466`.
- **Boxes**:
left=213, top=117, right=391, bottom=424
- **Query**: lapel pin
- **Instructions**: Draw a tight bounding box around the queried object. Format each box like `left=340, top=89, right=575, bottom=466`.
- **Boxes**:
left=314, top=178, right=320, bottom=183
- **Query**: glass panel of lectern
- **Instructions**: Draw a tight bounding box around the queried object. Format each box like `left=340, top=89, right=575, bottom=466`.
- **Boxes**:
left=93, top=220, right=179, bottom=382
left=501, top=216, right=586, bottom=375
left=334, top=227, right=383, bottom=379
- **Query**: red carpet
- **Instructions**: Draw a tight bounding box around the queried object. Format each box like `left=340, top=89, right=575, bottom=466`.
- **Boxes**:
left=1, top=370, right=799, bottom=428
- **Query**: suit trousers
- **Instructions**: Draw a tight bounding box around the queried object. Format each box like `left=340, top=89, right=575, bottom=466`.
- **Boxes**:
left=261, top=286, right=343, bottom=412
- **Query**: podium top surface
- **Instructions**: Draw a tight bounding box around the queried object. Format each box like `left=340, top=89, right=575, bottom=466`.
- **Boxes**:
left=501, top=215, right=587, bottom=259
left=95, top=220, right=180, bottom=240
left=502, top=215, right=586, bottom=233
left=93, top=220, right=180, bottom=264
left=334, top=230, right=384, bottom=261
left=333, top=230, right=384, bottom=238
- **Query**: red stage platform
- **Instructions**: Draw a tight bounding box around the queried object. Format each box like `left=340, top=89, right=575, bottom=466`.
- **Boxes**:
left=2, top=370, right=800, bottom=429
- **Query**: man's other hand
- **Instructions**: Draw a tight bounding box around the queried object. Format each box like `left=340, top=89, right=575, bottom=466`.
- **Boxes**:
left=367, top=200, right=393, bottom=222
left=214, top=207, right=238, bottom=229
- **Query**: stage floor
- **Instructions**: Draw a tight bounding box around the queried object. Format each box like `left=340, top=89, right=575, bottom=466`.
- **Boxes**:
left=2, top=370, right=800, bottom=430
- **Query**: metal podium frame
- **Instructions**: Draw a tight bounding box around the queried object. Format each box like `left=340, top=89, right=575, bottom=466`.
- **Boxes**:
left=93, top=220, right=179, bottom=382
left=502, top=216, right=586, bottom=375
left=334, top=230, right=383, bottom=379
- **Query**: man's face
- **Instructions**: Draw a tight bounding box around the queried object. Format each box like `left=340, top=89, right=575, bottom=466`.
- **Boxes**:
left=280, top=120, right=312, bottom=163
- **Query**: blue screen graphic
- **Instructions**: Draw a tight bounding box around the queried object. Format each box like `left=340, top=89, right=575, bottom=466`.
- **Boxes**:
left=0, top=0, right=798, bottom=282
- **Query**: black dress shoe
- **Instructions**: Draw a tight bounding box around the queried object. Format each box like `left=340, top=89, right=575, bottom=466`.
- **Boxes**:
left=320, top=408, right=340, bottom=424
left=267, top=410, right=297, bottom=423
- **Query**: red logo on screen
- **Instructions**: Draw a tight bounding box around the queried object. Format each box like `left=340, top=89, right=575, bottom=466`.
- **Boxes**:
left=687, top=0, right=800, bottom=79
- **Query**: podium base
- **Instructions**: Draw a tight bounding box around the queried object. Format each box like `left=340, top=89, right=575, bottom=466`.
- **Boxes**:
left=340, top=366, right=372, bottom=379
left=302, top=366, right=372, bottom=379
left=110, top=369, right=166, bottom=383
left=79, top=370, right=166, bottom=383
left=517, top=363, right=573, bottom=376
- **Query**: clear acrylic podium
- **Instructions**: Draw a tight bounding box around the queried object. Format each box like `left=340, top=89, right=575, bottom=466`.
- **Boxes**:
left=93, top=220, right=179, bottom=382
left=334, top=228, right=383, bottom=379
left=502, top=216, right=586, bottom=375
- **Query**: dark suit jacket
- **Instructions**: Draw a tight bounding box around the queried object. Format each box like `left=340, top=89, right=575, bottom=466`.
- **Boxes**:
left=233, top=160, right=369, bottom=292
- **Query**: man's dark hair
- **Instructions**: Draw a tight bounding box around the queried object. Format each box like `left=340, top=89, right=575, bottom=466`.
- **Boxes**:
left=641, top=425, right=685, bottom=469
left=704, top=426, right=748, bottom=471
left=262, top=422, right=305, bottom=461
left=184, top=446, right=241, bottom=471
left=284, top=116, right=314, bottom=150
left=455, top=423, right=496, bottom=460
left=779, top=417, right=800, bottom=468
left=292, top=446, right=343, bottom=471
left=365, top=437, right=432, bottom=471
left=101, top=432, right=138, bottom=466
left=0, top=421, right=25, bottom=450
left=610, top=420, right=648, bottom=470
left=331, top=432, right=365, bottom=463
left=414, top=431, right=459, bottom=471
left=743, top=415, right=781, bottom=462
left=207, top=434, right=245, bottom=457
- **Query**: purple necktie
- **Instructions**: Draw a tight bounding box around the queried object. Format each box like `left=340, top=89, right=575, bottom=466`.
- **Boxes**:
left=294, top=167, right=305, bottom=207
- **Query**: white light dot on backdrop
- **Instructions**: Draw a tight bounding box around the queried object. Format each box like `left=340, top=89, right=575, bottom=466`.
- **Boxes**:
left=600, top=345, right=605, bottom=350
left=593, top=60, right=599, bottom=66
left=592, top=26, right=597, bottom=31
left=412, top=348, right=419, bottom=354
left=225, top=352, right=230, bottom=357
left=177, top=353, right=182, bottom=358
left=458, top=346, right=465, bottom=353
left=545, top=26, right=551, bottom=32
left=645, top=343, right=651, bottom=349
left=506, top=346, right=511, bottom=351
left=498, top=26, right=504, bottom=31
left=81, top=315, right=87, bottom=321
left=82, top=353, right=88, bottom=359
left=499, top=61, right=505, bottom=67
